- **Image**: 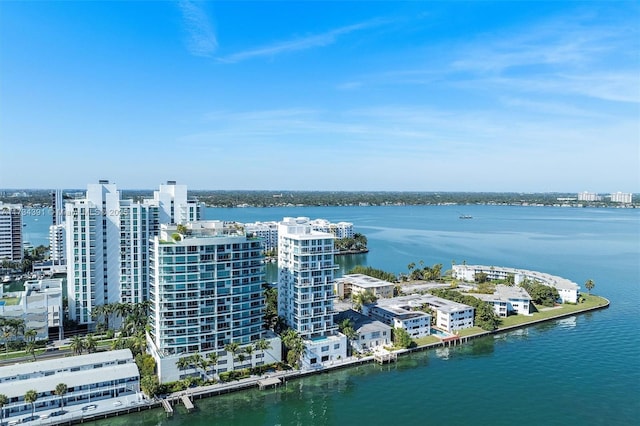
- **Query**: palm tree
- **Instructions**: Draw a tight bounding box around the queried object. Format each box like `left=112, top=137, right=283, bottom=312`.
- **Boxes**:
left=24, top=389, right=37, bottom=418
left=585, top=279, right=595, bottom=294
left=190, top=353, right=206, bottom=379
left=0, top=393, right=8, bottom=426
left=111, top=335, right=127, bottom=350
left=206, top=352, right=219, bottom=376
left=281, top=329, right=304, bottom=369
left=24, top=329, right=37, bottom=343
left=83, top=334, right=97, bottom=354
left=176, top=356, right=191, bottom=374
left=244, top=344, right=255, bottom=369
left=54, top=383, right=67, bottom=409
left=126, top=334, right=146, bottom=357
left=25, top=341, right=37, bottom=361
left=70, top=335, right=84, bottom=355
left=224, top=342, right=240, bottom=371
left=255, top=338, right=272, bottom=365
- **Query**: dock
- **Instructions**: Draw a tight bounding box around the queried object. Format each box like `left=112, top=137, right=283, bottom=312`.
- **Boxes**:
left=257, top=376, right=282, bottom=390
left=373, top=350, right=397, bottom=364
left=181, top=394, right=195, bottom=412
left=161, top=399, right=173, bottom=417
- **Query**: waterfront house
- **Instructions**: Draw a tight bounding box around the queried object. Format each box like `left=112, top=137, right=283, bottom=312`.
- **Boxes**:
left=335, top=309, right=392, bottom=353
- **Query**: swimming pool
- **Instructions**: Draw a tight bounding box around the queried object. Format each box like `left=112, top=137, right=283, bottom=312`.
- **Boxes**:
left=430, top=328, right=451, bottom=338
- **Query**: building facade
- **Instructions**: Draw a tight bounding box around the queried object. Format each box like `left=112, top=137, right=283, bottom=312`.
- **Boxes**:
left=452, top=264, right=580, bottom=304
left=65, top=180, right=203, bottom=325
left=610, top=192, right=632, bottom=203
left=0, top=202, right=23, bottom=261
left=0, top=349, right=140, bottom=422
left=334, top=274, right=395, bottom=299
left=277, top=217, right=347, bottom=368
left=147, top=221, right=281, bottom=383
left=335, top=309, right=392, bottom=353
left=49, top=189, right=66, bottom=266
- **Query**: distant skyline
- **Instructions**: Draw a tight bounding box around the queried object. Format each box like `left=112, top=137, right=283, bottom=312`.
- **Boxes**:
left=1, top=1, right=638, bottom=192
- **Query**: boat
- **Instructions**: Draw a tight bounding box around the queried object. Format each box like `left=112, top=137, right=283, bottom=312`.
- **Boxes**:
left=458, top=214, right=473, bottom=219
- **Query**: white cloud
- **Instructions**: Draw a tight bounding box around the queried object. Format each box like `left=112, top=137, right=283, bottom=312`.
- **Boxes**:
left=217, top=20, right=385, bottom=63
left=178, top=0, right=218, bottom=57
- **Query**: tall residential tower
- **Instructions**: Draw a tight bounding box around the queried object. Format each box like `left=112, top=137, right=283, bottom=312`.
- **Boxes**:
left=148, top=221, right=281, bottom=383
left=277, top=217, right=346, bottom=369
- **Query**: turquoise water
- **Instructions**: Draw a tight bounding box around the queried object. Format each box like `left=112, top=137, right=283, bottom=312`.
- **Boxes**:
left=22, top=205, right=640, bottom=425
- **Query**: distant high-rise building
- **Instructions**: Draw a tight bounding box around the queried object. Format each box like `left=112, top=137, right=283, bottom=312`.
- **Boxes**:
left=577, top=191, right=601, bottom=202
left=277, top=217, right=346, bottom=369
left=49, top=189, right=66, bottom=265
left=148, top=221, right=281, bottom=383
left=610, top=192, right=632, bottom=203
left=0, top=203, right=23, bottom=262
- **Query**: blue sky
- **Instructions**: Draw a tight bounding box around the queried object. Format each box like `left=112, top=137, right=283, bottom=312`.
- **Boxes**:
left=1, top=1, right=638, bottom=192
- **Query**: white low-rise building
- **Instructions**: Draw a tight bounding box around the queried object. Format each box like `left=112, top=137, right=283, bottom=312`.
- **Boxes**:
left=0, top=278, right=63, bottom=342
left=0, top=349, right=140, bottom=421
left=335, top=309, right=392, bottom=353
left=334, top=274, right=395, bottom=300
left=364, top=294, right=475, bottom=334
left=303, top=334, right=348, bottom=369
left=471, top=285, right=532, bottom=317
left=364, top=305, right=431, bottom=338
left=452, top=265, right=580, bottom=304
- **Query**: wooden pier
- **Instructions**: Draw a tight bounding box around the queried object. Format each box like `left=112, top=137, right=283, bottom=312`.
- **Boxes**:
left=181, top=394, right=195, bottom=412
left=161, top=399, right=173, bottom=417
left=257, top=377, right=282, bottom=390
left=373, top=351, right=397, bottom=364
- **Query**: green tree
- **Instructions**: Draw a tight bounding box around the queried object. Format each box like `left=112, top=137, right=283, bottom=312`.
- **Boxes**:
left=70, top=335, right=84, bottom=355
left=393, top=327, right=413, bottom=349
left=281, top=329, right=304, bottom=369
left=244, top=344, right=255, bottom=369
left=584, top=279, right=595, bottom=294
left=54, top=383, right=67, bottom=408
left=83, top=334, right=97, bottom=354
left=140, top=375, right=160, bottom=398
left=255, top=338, right=273, bottom=365
left=224, top=342, right=241, bottom=371
left=0, top=393, right=7, bottom=426
left=352, top=290, right=378, bottom=312
left=206, top=352, right=219, bottom=376
left=24, top=389, right=37, bottom=418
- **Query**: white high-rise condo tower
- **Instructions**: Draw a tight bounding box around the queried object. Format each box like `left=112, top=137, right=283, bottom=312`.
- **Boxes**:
left=277, top=217, right=346, bottom=369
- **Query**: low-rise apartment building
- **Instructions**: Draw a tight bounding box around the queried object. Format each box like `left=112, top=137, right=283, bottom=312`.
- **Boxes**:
left=0, top=349, right=140, bottom=421
left=470, top=285, right=532, bottom=317
left=363, top=294, right=475, bottom=334
left=452, top=265, right=580, bottom=304
left=334, top=274, right=395, bottom=299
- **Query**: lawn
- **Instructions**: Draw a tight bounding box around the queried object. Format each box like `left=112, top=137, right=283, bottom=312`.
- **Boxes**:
left=498, top=293, right=608, bottom=329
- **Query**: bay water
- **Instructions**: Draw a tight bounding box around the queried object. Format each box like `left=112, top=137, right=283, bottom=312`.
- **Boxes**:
left=21, top=204, right=640, bottom=425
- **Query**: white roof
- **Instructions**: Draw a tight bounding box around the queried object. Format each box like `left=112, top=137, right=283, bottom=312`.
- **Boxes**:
left=0, top=349, right=133, bottom=379
left=2, top=363, right=139, bottom=400
left=336, top=274, right=395, bottom=289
